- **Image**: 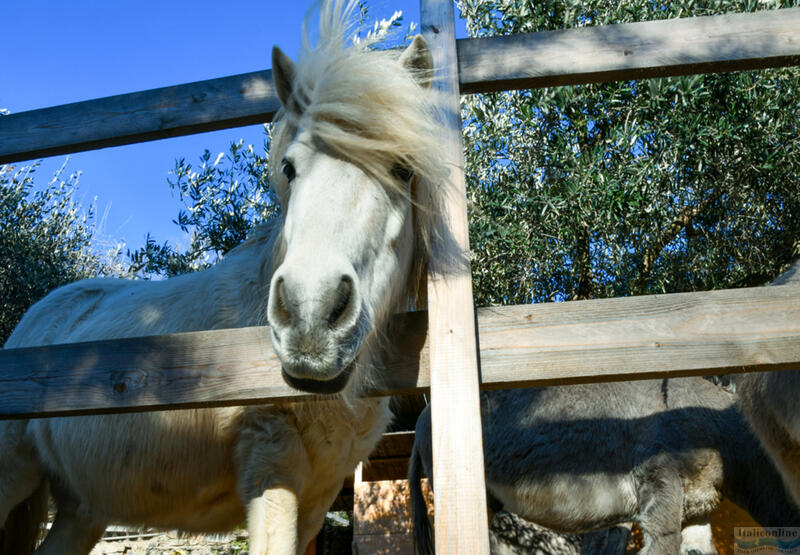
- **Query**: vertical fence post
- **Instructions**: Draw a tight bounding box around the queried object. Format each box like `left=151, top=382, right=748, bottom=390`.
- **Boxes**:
left=420, top=0, right=490, bottom=553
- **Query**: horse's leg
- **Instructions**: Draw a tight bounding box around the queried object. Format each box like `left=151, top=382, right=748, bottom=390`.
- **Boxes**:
left=246, top=486, right=300, bottom=555
left=0, top=460, right=43, bottom=528
left=33, top=508, right=106, bottom=555
left=296, top=479, right=345, bottom=553
left=636, top=457, right=683, bottom=555
left=680, top=521, right=717, bottom=555
left=236, top=411, right=311, bottom=555
left=0, top=421, right=43, bottom=525
left=0, top=420, right=48, bottom=555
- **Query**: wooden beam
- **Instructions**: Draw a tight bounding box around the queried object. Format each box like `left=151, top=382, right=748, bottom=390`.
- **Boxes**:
left=473, top=284, right=800, bottom=388
left=421, top=0, right=491, bottom=552
left=2, top=284, right=800, bottom=420
left=0, top=70, right=280, bottom=164
left=0, top=312, right=428, bottom=419
left=0, top=324, right=294, bottom=418
left=457, top=8, right=800, bottom=94
left=3, top=9, right=799, bottom=164
left=362, top=431, right=416, bottom=481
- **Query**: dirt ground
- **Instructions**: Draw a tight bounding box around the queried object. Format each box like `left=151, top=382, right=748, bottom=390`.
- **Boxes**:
left=90, top=530, right=248, bottom=555
left=82, top=495, right=762, bottom=554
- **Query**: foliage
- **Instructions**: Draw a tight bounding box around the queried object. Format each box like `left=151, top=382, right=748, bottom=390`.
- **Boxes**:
left=127, top=136, right=279, bottom=278
left=459, top=0, right=800, bottom=305
left=0, top=161, right=122, bottom=345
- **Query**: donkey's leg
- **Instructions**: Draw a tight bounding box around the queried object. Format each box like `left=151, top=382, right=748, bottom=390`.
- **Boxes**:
left=580, top=524, right=632, bottom=555
left=33, top=508, right=106, bottom=555
left=680, top=521, right=717, bottom=555
left=636, top=458, right=683, bottom=555
left=236, top=411, right=311, bottom=555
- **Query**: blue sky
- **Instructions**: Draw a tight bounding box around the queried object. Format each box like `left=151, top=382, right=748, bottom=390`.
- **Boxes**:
left=3, top=1, right=467, bottom=254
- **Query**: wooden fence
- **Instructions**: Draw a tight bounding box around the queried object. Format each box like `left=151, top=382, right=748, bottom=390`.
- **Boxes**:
left=2, top=3, right=800, bottom=554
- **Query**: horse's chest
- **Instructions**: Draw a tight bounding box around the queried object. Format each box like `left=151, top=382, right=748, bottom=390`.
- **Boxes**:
left=295, top=399, right=389, bottom=506
left=301, top=403, right=388, bottom=480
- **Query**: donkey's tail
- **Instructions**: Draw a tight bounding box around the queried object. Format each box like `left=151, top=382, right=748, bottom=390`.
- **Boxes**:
left=1, top=480, right=48, bottom=555
left=409, top=439, right=434, bottom=555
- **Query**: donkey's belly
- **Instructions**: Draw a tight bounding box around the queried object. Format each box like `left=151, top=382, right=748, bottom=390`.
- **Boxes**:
left=30, top=408, right=246, bottom=531
left=488, top=472, right=637, bottom=532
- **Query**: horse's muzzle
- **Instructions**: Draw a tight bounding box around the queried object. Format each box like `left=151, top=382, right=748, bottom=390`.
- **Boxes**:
left=281, top=361, right=354, bottom=394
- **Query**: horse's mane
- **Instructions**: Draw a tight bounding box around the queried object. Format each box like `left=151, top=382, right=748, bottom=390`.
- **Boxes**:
left=268, top=0, right=455, bottom=303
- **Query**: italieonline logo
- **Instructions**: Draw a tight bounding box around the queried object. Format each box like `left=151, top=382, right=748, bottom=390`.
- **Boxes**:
left=735, top=527, right=800, bottom=554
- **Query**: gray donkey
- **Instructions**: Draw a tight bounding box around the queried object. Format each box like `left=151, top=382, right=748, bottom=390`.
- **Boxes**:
left=738, top=260, right=800, bottom=510
left=410, top=377, right=800, bottom=554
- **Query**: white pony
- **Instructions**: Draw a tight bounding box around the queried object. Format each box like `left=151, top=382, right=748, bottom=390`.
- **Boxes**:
left=738, top=260, right=800, bottom=509
left=0, top=2, right=447, bottom=553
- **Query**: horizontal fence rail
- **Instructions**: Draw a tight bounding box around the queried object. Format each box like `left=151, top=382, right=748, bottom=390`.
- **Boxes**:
left=457, top=8, right=800, bottom=93
left=2, top=8, right=800, bottom=163
left=2, top=283, right=799, bottom=419
left=0, top=71, right=281, bottom=164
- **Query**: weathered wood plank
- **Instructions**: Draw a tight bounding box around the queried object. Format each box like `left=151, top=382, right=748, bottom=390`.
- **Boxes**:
left=0, top=325, right=293, bottom=417
left=362, top=431, right=416, bottom=481
left=2, top=285, right=800, bottom=419
left=0, top=70, right=280, bottom=164
left=0, top=311, right=428, bottom=419
left=473, top=284, right=800, bottom=388
left=3, top=9, right=800, bottom=164
left=457, top=8, right=800, bottom=94
left=421, top=0, right=491, bottom=552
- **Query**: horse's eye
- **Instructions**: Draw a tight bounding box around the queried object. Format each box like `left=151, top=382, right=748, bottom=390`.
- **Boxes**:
left=281, top=158, right=296, bottom=182
left=391, top=163, right=413, bottom=183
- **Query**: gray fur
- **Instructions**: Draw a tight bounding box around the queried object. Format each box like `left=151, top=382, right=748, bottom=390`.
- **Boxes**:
left=737, top=260, right=800, bottom=510
left=411, top=377, right=800, bottom=554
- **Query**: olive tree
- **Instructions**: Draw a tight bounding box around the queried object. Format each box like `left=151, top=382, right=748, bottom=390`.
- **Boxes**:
left=0, top=161, right=122, bottom=344
left=459, top=0, right=800, bottom=306
left=127, top=136, right=279, bottom=278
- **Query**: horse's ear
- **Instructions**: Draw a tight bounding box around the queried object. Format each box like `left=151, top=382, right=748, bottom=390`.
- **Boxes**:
left=272, top=46, right=296, bottom=107
left=399, top=35, right=434, bottom=90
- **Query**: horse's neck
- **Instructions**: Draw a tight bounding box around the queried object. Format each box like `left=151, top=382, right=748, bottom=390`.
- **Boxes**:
left=719, top=407, right=800, bottom=524
left=294, top=395, right=388, bottom=426
left=196, top=235, right=273, bottom=330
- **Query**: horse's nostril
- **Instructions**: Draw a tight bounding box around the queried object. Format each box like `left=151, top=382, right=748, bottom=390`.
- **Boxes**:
left=273, top=276, right=292, bottom=326
left=328, top=275, right=353, bottom=329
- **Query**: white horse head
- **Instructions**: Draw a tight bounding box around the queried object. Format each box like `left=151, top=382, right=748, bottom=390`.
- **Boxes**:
left=266, top=5, right=444, bottom=395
